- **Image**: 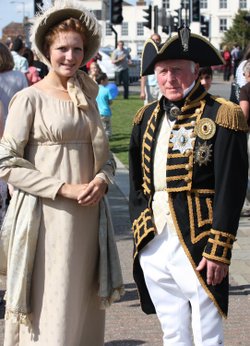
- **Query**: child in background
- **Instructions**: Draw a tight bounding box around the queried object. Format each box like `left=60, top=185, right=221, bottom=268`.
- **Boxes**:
left=96, top=72, right=113, bottom=139
left=89, top=61, right=102, bottom=82
left=198, top=66, right=213, bottom=91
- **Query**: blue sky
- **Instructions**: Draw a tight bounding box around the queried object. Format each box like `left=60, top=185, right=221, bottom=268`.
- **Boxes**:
left=0, top=0, right=51, bottom=38
left=0, top=0, right=136, bottom=39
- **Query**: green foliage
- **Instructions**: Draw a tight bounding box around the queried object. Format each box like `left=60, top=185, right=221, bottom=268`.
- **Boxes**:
left=109, top=94, right=143, bottom=167
left=222, top=10, right=250, bottom=49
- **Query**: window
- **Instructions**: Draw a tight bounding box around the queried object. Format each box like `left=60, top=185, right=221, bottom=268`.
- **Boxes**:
left=105, top=22, right=112, bottom=36
left=162, top=0, right=170, bottom=9
left=239, top=0, right=247, bottom=9
left=200, top=0, right=208, bottom=9
left=92, top=10, right=102, bottom=20
left=219, top=18, right=227, bottom=32
left=137, top=22, right=144, bottom=36
left=219, top=0, right=227, bottom=9
left=121, top=22, right=128, bottom=36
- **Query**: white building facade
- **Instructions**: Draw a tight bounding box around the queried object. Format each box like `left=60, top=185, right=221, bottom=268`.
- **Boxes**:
left=82, top=0, right=250, bottom=57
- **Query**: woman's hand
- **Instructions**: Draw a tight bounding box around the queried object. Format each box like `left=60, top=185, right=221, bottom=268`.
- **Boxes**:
left=77, top=177, right=107, bottom=206
left=57, top=183, right=88, bottom=200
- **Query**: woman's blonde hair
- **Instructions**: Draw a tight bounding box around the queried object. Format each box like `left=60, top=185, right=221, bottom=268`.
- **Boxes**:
left=0, top=42, right=14, bottom=72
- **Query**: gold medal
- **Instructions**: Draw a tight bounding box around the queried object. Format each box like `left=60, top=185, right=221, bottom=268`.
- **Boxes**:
left=195, top=118, right=216, bottom=140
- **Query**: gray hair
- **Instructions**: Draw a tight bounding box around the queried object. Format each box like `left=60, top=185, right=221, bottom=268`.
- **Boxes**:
left=243, top=59, right=250, bottom=76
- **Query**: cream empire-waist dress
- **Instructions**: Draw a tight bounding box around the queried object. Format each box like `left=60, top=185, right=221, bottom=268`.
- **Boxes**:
left=0, top=81, right=111, bottom=346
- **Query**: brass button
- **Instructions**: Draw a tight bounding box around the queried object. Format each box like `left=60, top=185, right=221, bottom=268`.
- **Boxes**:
left=184, top=176, right=191, bottom=182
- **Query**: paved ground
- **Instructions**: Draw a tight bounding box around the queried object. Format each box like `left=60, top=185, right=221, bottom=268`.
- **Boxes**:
left=1, top=79, right=250, bottom=345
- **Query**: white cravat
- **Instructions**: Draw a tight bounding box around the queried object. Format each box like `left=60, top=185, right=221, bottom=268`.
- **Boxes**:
left=152, top=113, right=176, bottom=234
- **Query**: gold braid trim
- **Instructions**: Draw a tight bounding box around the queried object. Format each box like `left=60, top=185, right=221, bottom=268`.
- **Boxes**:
left=203, top=229, right=236, bottom=265
left=133, top=101, right=157, bottom=125
left=213, top=97, right=249, bottom=132
left=168, top=195, right=226, bottom=318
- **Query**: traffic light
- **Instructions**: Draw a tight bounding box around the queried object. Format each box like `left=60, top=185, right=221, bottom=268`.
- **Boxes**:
left=172, top=9, right=181, bottom=32
left=143, top=5, right=152, bottom=29
left=201, top=15, right=209, bottom=37
left=110, top=0, right=123, bottom=25
left=191, top=0, right=200, bottom=22
left=34, top=0, right=44, bottom=15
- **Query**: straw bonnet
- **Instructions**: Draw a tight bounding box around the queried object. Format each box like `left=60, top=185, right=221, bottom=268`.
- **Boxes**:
left=30, top=0, right=101, bottom=67
left=141, top=26, right=224, bottom=76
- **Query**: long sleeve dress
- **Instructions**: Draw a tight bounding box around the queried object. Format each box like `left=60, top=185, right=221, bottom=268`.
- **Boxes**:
left=0, top=75, right=111, bottom=346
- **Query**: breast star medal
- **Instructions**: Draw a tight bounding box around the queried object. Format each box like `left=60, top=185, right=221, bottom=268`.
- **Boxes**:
left=195, top=118, right=216, bottom=140
left=194, top=141, right=213, bottom=166
left=170, top=127, right=195, bottom=154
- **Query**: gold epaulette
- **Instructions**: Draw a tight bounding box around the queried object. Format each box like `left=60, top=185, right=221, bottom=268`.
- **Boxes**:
left=212, top=96, right=249, bottom=132
left=133, top=102, right=155, bottom=125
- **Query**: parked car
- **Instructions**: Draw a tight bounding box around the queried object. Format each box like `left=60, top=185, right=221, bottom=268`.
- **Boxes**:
left=98, top=48, right=140, bottom=83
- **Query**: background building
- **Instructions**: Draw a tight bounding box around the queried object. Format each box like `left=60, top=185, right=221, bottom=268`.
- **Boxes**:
left=82, top=0, right=250, bottom=57
left=1, top=0, right=249, bottom=57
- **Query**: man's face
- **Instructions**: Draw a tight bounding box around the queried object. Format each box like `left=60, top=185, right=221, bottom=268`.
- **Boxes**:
left=154, top=59, right=199, bottom=101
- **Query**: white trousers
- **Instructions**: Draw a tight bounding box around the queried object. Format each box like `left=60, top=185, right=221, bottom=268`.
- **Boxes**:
left=139, top=226, right=224, bottom=346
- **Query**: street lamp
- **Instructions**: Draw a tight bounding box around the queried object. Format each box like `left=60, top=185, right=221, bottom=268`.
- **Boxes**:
left=10, top=1, right=25, bottom=22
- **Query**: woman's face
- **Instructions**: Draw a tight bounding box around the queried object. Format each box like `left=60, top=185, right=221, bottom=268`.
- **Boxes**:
left=48, top=30, right=84, bottom=78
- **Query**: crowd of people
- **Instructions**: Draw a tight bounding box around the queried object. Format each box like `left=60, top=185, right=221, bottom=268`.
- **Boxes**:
left=0, top=1, right=249, bottom=345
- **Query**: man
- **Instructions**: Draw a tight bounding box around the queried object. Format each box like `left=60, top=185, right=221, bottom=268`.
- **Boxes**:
left=140, top=33, right=162, bottom=104
left=129, top=27, right=248, bottom=345
left=10, top=36, right=29, bottom=74
left=111, top=40, right=131, bottom=99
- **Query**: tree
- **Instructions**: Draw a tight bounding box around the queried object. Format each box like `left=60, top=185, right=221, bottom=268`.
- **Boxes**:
left=222, top=10, right=250, bottom=50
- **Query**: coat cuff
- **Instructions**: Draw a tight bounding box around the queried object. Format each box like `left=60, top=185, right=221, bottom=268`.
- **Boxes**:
left=202, top=229, right=236, bottom=265
left=132, top=208, right=155, bottom=256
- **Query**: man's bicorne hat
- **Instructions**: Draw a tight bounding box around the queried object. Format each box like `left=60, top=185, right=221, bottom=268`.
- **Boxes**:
left=141, top=26, right=224, bottom=76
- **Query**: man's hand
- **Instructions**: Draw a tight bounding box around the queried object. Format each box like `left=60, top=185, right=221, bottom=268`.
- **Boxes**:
left=196, top=257, right=228, bottom=286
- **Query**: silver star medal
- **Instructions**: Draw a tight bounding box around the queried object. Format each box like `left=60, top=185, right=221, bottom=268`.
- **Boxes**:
left=170, top=127, right=195, bottom=154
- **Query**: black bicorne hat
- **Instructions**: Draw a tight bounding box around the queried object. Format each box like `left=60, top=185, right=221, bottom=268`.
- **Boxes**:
left=141, top=26, right=224, bottom=76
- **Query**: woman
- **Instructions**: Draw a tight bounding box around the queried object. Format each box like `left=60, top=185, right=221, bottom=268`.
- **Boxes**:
left=0, top=1, right=123, bottom=345
left=0, top=43, right=28, bottom=225
left=239, top=60, right=250, bottom=217
left=22, top=47, right=41, bottom=85
left=0, top=42, right=28, bottom=125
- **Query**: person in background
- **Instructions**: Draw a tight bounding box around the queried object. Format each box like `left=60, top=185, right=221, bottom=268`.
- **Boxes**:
left=236, top=44, right=250, bottom=88
left=198, top=66, right=213, bottom=91
left=0, top=42, right=28, bottom=223
left=86, top=51, right=102, bottom=72
left=140, top=33, right=162, bottom=105
left=33, top=51, right=49, bottom=79
left=0, top=42, right=28, bottom=124
left=88, top=61, right=102, bottom=82
left=96, top=72, right=113, bottom=139
left=0, top=100, right=6, bottom=225
left=222, top=45, right=232, bottom=81
left=129, top=27, right=248, bottom=346
left=22, top=47, right=41, bottom=85
left=10, top=36, right=29, bottom=74
left=111, top=40, right=132, bottom=99
left=0, top=1, right=123, bottom=345
left=239, top=60, right=250, bottom=217
left=231, top=43, right=242, bottom=79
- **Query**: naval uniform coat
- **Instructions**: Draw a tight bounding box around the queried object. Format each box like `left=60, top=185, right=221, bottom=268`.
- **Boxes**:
left=129, top=80, right=248, bottom=317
